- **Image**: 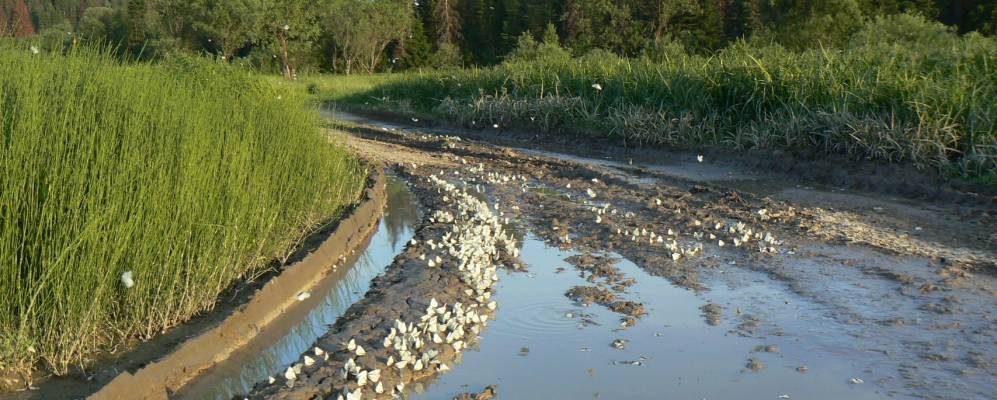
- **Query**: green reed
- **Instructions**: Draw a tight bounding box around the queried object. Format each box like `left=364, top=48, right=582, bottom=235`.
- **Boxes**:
left=0, top=45, right=367, bottom=377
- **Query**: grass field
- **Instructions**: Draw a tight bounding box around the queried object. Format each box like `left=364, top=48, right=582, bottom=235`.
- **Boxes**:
left=0, top=45, right=368, bottom=378
left=299, top=15, right=996, bottom=181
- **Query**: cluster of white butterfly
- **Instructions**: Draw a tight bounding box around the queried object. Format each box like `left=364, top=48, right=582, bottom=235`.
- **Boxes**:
left=268, top=170, right=518, bottom=400
left=560, top=176, right=782, bottom=263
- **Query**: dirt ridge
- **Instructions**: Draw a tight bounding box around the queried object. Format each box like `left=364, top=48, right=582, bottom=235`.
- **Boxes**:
left=88, top=167, right=389, bottom=400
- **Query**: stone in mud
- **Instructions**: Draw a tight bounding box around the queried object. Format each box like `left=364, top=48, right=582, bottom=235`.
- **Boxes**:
left=753, top=344, right=779, bottom=353
left=566, top=286, right=617, bottom=306
left=745, top=357, right=765, bottom=370
left=609, top=300, right=645, bottom=317
left=922, top=353, right=952, bottom=362
left=919, top=283, right=939, bottom=293
left=453, top=384, right=497, bottom=400
left=920, top=302, right=954, bottom=314
left=700, top=303, right=724, bottom=326
left=611, top=339, right=628, bottom=349
left=880, top=318, right=914, bottom=326
left=966, top=352, right=992, bottom=369
left=564, top=253, right=636, bottom=290
left=736, top=314, right=761, bottom=335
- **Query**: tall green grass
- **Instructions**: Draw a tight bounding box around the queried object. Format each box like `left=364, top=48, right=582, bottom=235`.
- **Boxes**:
left=0, top=45, right=367, bottom=378
left=317, top=15, right=996, bottom=178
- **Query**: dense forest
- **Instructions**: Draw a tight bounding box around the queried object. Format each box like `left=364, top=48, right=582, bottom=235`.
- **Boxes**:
left=2, top=0, right=996, bottom=75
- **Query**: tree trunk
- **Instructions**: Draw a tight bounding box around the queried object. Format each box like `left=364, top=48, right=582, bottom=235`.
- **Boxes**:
left=278, top=30, right=293, bottom=80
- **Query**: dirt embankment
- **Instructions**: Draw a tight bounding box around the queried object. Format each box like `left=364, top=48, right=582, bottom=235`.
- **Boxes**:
left=87, top=168, right=389, bottom=400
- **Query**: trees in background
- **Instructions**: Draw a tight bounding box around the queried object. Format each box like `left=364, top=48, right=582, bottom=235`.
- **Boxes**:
left=323, top=0, right=411, bottom=74
left=261, top=0, right=319, bottom=79
left=3, top=0, right=994, bottom=74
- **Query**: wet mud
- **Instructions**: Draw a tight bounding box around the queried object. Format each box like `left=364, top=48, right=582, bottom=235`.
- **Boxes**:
left=313, top=110, right=995, bottom=400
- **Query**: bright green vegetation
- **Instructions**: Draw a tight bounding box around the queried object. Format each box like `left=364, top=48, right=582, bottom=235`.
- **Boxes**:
left=307, top=15, right=997, bottom=177
left=0, top=45, right=367, bottom=377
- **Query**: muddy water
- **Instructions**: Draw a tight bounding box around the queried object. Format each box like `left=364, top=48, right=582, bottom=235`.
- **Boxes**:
left=409, top=235, right=884, bottom=400
left=177, top=177, right=420, bottom=400
left=321, top=107, right=408, bottom=130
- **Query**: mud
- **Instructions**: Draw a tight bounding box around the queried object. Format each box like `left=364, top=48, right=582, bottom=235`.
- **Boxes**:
left=562, top=252, right=645, bottom=325
left=701, top=303, right=724, bottom=326
left=240, top=169, right=517, bottom=399
left=451, top=384, right=496, bottom=400
left=564, top=253, right=636, bottom=289
left=310, top=110, right=995, bottom=400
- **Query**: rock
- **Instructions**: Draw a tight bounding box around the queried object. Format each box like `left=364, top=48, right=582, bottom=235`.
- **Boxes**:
left=701, top=303, right=724, bottom=326
left=746, top=357, right=765, bottom=370
left=453, top=385, right=498, bottom=400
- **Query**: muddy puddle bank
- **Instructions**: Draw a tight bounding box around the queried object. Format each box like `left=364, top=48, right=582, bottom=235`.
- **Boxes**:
left=172, top=176, right=420, bottom=399
left=330, top=108, right=995, bottom=266
left=328, top=112, right=995, bottom=400
left=327, top=107, right=996, bottom=206
left=407, top=235, right=883, bottom=400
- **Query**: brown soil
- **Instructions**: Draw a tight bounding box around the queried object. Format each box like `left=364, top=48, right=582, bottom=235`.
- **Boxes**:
left=566, top=286, right=617, bottom=305
left=700, top=303, right=724, bottom=326
left=452, top=384, right=497, bottom=400
left=565, top=253, right=636, bottom=289
left=745, top=358, right=766, bottom=371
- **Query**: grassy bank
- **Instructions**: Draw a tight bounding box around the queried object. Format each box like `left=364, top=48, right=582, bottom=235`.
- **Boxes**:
left=302, top=15, right=996, bottom=181
left=0, top=46, right=367, bottom=379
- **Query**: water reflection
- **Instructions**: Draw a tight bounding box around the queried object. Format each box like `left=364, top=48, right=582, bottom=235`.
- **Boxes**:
left=409, top=234, right=884, bottom=400
left=178, top=176, right=419, bottom=399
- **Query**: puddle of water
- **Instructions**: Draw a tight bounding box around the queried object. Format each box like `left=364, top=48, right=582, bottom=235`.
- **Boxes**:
left=321, top=107, right=407, bottom=130
left=177, top=177, right=420, bottom=400
left=409, top=235, right=885, bottom=400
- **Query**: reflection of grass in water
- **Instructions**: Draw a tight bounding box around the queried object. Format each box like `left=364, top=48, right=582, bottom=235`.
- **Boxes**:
left=211, top=205, right=418, bottom=399
left=225, top=262, right=372, bottom=398
left=0, top=45, right=368, bottom=378
left=383, top=178, right=421, bottom=250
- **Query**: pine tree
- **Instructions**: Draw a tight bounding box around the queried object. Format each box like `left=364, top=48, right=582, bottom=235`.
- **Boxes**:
left=401, top=12, right=433, bottom=69
left=433, top=0, right=460, bottom=45
left=12, top=0, right=35, bottom=37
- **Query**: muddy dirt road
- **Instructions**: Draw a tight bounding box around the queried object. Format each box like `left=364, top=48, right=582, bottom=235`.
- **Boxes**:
left=240, top=110, right=995, bottom=400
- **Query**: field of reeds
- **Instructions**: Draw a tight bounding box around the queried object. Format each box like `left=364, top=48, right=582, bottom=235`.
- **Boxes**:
left=0, top=45, right=368, bottom=378
left=307, top=15, right=996, bottom=181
